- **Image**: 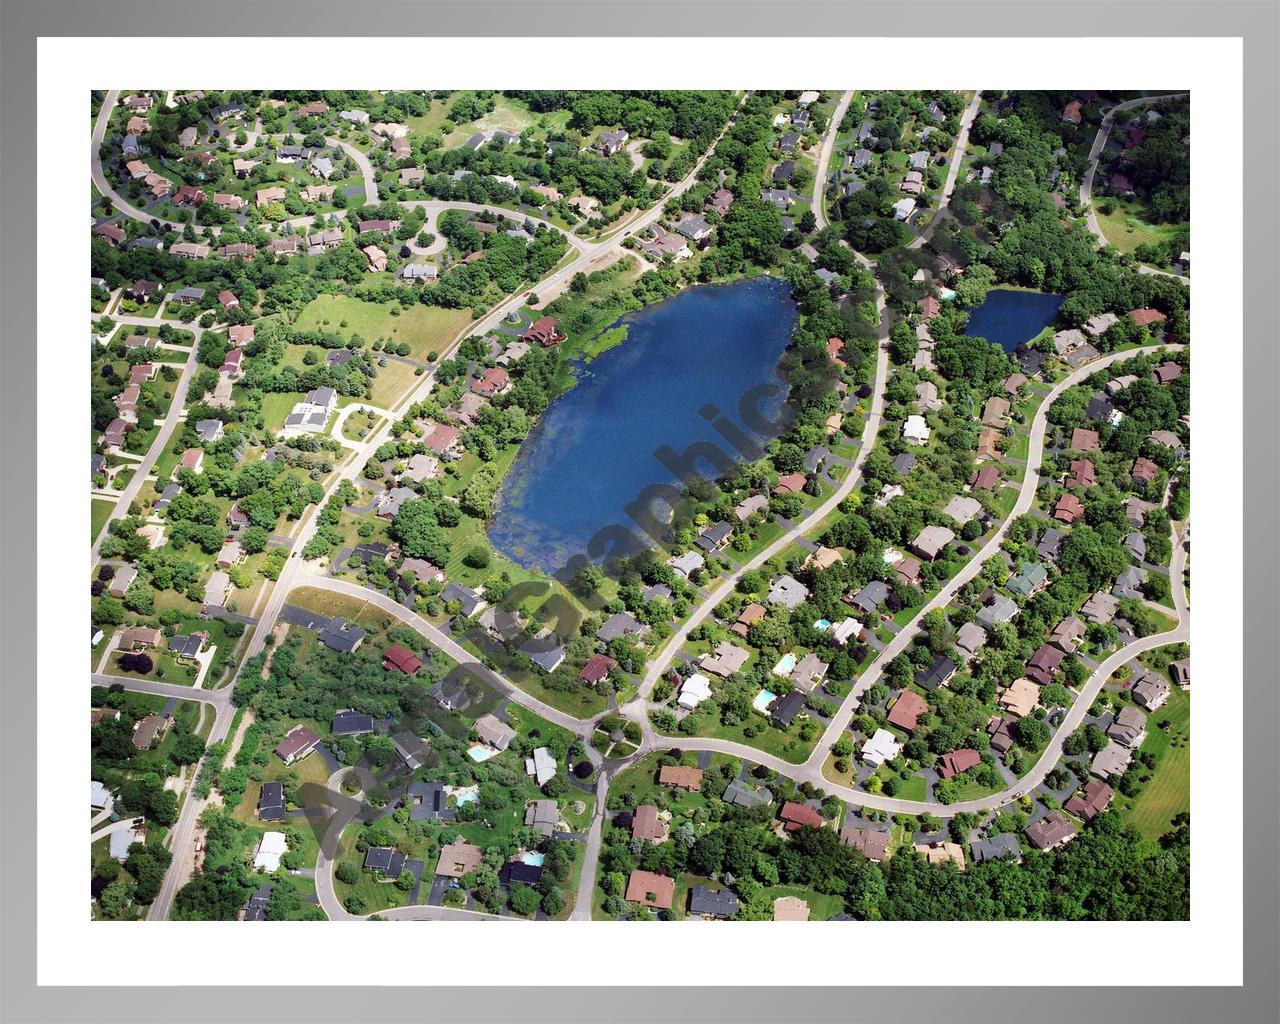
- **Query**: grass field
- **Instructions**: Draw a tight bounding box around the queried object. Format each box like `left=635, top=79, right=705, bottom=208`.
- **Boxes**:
left=92, top=498, right=115, bottom=542
left=368, top=358, right=422, bottom=408
left=294, top=295, right=473, bottom=363
left=1094, top=200, right=1183, bottom=257
left=1124, top=687, right=1190, bottom=840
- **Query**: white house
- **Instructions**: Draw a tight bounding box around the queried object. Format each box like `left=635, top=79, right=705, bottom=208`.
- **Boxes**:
left=903, top=415, right=931, bottom=445
left=861, top=728, right=903, bottom=767
left=253, top=831, right=288, bottom=872
left=678, top=673, right=713, bottom=711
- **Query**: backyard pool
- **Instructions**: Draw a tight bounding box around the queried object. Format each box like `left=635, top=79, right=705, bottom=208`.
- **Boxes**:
left=753, top=689, right=777, bottom=714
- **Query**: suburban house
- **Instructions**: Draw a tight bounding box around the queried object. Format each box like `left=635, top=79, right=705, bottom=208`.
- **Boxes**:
left=970, top=833, right=1022, bottom=864
left=938, top=748, right=982, bottom=779
left=861, top=728, right=903, bottom=766
left=910, top=525, right=955, bottom=561
left=658, top=765, right=704, bottom=792
left=257, top=781, right=285, bottom=822
left=520, top=316, right=563, bottom=348
left=1026, top=810, right=1077, bottom=851
left=688, top=885, right=739, bottom=919
left=915, top=655, right=957, bottom=692
left=631, top=804, right=668, bottom=843
left=915, top=841, right=966, bottom=871
left=998, top=678, right=1040, bottom=718
left=274, top=725, right=320, bottom=765
left=840, top=827, right=890, bottom=862
left=1108, top=705, right=1148, bottom=748
left=773, top=895, right=811, bottom=921
left=625, top=870, right=674, bottom=911
left=435, top=839, right=484, bottom=880
left=887, top=690, right=928, bottom=732
left=1064, top=779, right=1115, bottom=822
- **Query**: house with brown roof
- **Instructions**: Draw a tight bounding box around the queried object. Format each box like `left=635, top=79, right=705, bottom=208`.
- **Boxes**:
left=887, top=689, right=928, bottom=732
left=658, top=764, right=704, bottom=792
left=579, top=653, right=617, bottom=685
left=1067, top=459, right=1096, bottom=489
left=1026, top=810, right=1077, bottom=850
left=977, top=427, right=1004, bottom=462
left=120, top=625, right=162, bottom=650
left=520, top=316, right=563, bottom=348
left=471, top=366, right=512, bottom=398
left=1025, top=644, right=1064, bottom=686
left=274, top=725, right=320, bottom=765
left=1070, top=427, right=1100, bottom=453
left=779, top=802, right=824, bottom=832
left=773, top=472, right=806, bottom=495
left=256, top=186, right=287, bottom=207
left=981, top=396, right=1010, bottom=428
left=730, top=602, right=767, bottom=637
left=132, top=713, right=168, bottom=750
left=435, top=840, right=484, bottom=879
left=915, top=840, right=966, bottom=870
left=1061, top=99, right=1084, bottom=125
left=998, top=678, right=1040, bottom=718
left=1064, top=779, right=1114, bottom=822
left=625, top=870, right=674, bottom=910
left=938, top=748, right=982, bottom=779
left=895, top=556, right=923, bottom=587
left=840, top=827, right=890, bottom=862
left=969, top=466, right=1000, bottom=492
left=1053, top=493, right=1085, bottom=525
left=1130, top=307, right=1167, bottom=327
left=1153, top=361, right=1182, bottom=385
left=631, top=805, right=667, bottom=843
left=1050, top=616, right=1086, bottom=652
left=772, top=895, right=811, bottom=921
left=1131, top=457, right=1160, bottom=485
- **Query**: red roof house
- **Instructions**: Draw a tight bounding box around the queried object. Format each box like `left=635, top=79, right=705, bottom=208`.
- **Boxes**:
left=779, top=801, right=824, bottom=832
left=887, top=690, right=928, bottom=732
left=1053, top=493, right=1085, bottom=525
left=382, top=644, right=423, bottom=674
left=938, top=748, right=982, bottom=779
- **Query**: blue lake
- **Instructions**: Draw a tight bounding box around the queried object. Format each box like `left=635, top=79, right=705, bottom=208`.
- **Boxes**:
left=964, top=289, right=1065, bottom=352
left=488, top=276, right=797, bottom=575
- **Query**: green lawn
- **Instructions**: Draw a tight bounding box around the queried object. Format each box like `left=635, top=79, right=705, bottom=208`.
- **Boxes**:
left=1124, top=687, right=1190, bottom=840
left=259, top=391, right=308, bottom=435
left=92, top=498, right=116, bottom=542
left=294, top=295, right=473, bottom=364
left=1094, top=200, right=1183, bottom=258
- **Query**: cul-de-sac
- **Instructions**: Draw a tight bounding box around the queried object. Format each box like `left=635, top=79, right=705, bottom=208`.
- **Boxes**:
left=89, top=88, right=1190, bottom=923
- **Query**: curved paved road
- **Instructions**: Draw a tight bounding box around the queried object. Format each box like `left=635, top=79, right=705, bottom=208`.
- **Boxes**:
left=811, top=91, right=854, bottom=231
left=905, top=90, right=983, bottom=251
left=634, top=279, right=892, bottom=702
left=1079, top=92, right=1190, bottom=283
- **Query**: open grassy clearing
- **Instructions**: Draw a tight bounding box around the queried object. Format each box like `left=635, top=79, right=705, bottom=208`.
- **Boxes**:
left=293, top=295, right=474, bottom=363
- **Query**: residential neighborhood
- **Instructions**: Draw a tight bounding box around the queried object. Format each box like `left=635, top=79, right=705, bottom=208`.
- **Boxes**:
left=88, top=86, right=1190, bottom=927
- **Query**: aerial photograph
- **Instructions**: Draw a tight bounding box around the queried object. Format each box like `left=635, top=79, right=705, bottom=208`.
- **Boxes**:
left=87, top=87, right=1191, bottom=924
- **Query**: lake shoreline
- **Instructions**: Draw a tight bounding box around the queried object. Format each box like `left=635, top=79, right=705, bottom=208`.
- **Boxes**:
left=488, top=276, right=799, bottom=575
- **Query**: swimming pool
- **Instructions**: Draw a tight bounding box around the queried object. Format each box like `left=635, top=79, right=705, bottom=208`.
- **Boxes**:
left=520, top=852, right=546, bottom=866
left=813, top=618, right=831, bottom=631
left=772, top=653, right=797, bottom=677
left=753, top=689, right=777, bottom=715
left=467, top=744, right=500, bottom=763
left=454, top=786, right=479, bottom=805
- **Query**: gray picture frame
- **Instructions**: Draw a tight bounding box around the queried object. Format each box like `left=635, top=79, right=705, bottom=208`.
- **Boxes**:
left=1, top=2, right=1275, bottom=1021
